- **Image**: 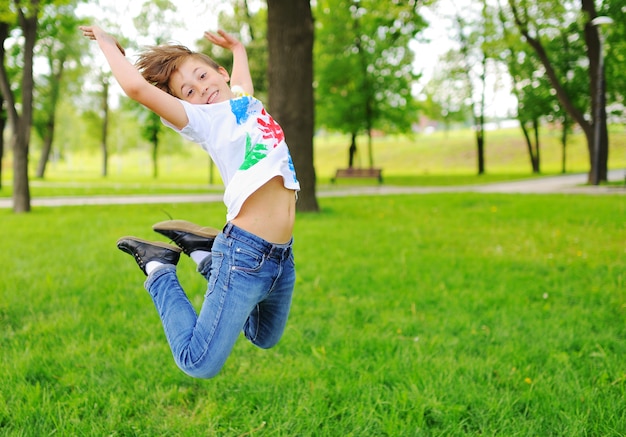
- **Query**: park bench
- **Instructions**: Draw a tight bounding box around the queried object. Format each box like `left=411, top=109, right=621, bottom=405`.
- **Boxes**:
left=331, top=167, right=383, bottom=184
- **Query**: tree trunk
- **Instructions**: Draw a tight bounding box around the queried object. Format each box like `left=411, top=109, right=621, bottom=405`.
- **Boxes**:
left=476, top=53, right=487, bottom=176
left=520, top=121, right=538, bottom=173
left=348, top=132, right=357, bottom=168
left=0, top=23, right=9, bottom=193
left=582, top=0, right=608, bottom=184
left=35, top=123, right=53, bottom=178
left=267, top=0, right=318, bottom=212
left=560, top=115, right=570, bottom=174
left=11, top=5, right=39, bottom=213
left=476, top=126, right=485, bottom=175
left=522, top=119, right=541, bottom=173
left=366, top=128, right=373, bottom=169
left=0, top=97, right=5, bottom=190
left=457, top=12, right=487, bottom=176
left=353, top=11, right=375, bottom=170
left=532, top=118, right=540, bottom=173
left=35, top=53, right=64, bottom=179
left=151, top=133, right=158, bottom=179
left=101, top=78, right=109, bottom=177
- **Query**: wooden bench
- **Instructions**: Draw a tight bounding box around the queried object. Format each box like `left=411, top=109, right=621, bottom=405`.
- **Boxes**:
left=331, top=167, right=383, bottom=184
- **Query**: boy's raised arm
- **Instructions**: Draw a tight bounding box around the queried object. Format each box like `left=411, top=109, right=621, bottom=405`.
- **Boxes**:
left=204, top=30, right=254, bottom=96
left=80, top=25, right=189, bottom=130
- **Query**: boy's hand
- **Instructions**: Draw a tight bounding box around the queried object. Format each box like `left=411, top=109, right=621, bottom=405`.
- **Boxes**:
left=205, top=28, right=253, bottom=95
left=79, top=25, right=126, bottom=56
left=203, top=29, right=242, bottom=52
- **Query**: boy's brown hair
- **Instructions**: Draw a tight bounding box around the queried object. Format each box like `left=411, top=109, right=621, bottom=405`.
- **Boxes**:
left=135, top=45, right=221, bottom=96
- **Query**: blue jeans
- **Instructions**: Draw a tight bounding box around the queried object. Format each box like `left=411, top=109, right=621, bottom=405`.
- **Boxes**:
left=144, top=223, right=295, bottom=379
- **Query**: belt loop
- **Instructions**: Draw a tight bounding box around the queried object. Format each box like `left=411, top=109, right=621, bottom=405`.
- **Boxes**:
left=223, top=222, right=233, bottom=237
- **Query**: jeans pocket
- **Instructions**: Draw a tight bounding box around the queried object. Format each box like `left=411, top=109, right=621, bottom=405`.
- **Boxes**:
left=232, top=246, right=264, bottom=273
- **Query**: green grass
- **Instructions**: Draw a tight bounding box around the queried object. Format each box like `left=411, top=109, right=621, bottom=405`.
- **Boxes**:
left=1, top=193, right=625, bottom=435
left=1, top=126, right=625, bottom=198
left=313, top=126, right=626, bottom=178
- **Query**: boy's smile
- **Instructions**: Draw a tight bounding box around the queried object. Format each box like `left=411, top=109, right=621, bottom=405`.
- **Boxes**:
left=169, top=57, right=233, bottom=104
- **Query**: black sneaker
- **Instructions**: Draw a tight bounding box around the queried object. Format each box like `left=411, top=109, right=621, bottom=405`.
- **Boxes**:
left=117, top=236, right=182, bottom=276
left=152, top=220, right=220, bottom=256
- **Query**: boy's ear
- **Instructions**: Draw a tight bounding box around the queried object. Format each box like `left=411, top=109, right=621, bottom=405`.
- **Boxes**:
left=218, top=66, right=230, bottom=82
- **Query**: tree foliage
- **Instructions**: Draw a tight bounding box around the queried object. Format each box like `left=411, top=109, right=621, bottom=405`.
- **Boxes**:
left=314, top=0, right=427, bottom=168
left=601, top=1, right=626, bottom=119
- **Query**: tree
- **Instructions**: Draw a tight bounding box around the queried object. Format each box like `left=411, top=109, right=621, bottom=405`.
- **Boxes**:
left=314, top=0, right=425, bottom=169
left=0, top=98, right=5, bottom=189
left=497, top=5, right=549, bottom=174
left=453, top=2, right=490, bottom=175
left=0, top=0, right=39, bottom=213
left=507, top=0, right=613, bottom=184
left=267, top=0, right=318, bottom=212
left=33, top=3, right=86, bottom=178
left=0, top=22, right=7, bottom=190
left=131, top=0, right=180, bottom=179
left=496, top=1, right=592, bottom=175
left=99, top=76, right=109, bottom=177
left=1, top=0, right=79, bottom=211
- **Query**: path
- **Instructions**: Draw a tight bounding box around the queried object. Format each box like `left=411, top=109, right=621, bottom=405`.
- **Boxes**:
left=0, top=170, right=624, bottom=209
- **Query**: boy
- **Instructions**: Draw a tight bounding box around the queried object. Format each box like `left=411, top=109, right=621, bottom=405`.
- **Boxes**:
left=80, top=25, right=300, bottom=379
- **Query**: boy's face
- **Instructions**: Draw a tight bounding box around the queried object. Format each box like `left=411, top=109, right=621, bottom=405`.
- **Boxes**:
left=169, top=57, right=234, bottom=104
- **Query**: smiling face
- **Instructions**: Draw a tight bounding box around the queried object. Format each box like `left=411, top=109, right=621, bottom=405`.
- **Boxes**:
left=169, top=57, right=234, bottom=104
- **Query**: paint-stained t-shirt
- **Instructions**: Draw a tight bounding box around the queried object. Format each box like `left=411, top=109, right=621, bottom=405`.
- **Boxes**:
left=163, top=87, right=300, bottom=221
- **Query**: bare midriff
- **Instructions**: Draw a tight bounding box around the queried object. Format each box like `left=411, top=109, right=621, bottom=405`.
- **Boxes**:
left=230, top=176, right=296, bottom=244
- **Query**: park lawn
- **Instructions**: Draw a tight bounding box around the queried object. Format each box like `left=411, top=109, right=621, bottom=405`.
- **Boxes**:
left=2, top=125, right=625, bottom=199
left=0, top=193, right=625, bottom=435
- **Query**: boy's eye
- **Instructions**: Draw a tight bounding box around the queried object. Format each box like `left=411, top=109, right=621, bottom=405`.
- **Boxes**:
left=200, top=72, right=206, bottom=79
left=186, top=89, right=194, bottom=97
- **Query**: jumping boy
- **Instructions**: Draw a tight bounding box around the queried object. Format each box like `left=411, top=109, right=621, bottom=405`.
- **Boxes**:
left=80, top=24, right=300, bottom=379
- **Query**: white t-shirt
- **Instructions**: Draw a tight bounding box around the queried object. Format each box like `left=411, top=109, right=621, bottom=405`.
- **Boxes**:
left=163, top=89, right=300, bottom=221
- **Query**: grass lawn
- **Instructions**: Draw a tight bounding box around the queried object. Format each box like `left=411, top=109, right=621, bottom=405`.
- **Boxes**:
left=1, top=126, right=625, bottom=198
left=1, top=193, right=624, bottom=435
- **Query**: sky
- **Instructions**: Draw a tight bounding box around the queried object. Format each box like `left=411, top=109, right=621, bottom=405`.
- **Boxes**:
left=77, top=0, right=451, bottom=66
left=75, top=0, right=224, bottom=48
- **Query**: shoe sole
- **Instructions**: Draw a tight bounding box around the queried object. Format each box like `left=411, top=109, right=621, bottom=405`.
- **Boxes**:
left=116, top=236, right=183, bottom=252
left=152, top=220, right=220, bottom=238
